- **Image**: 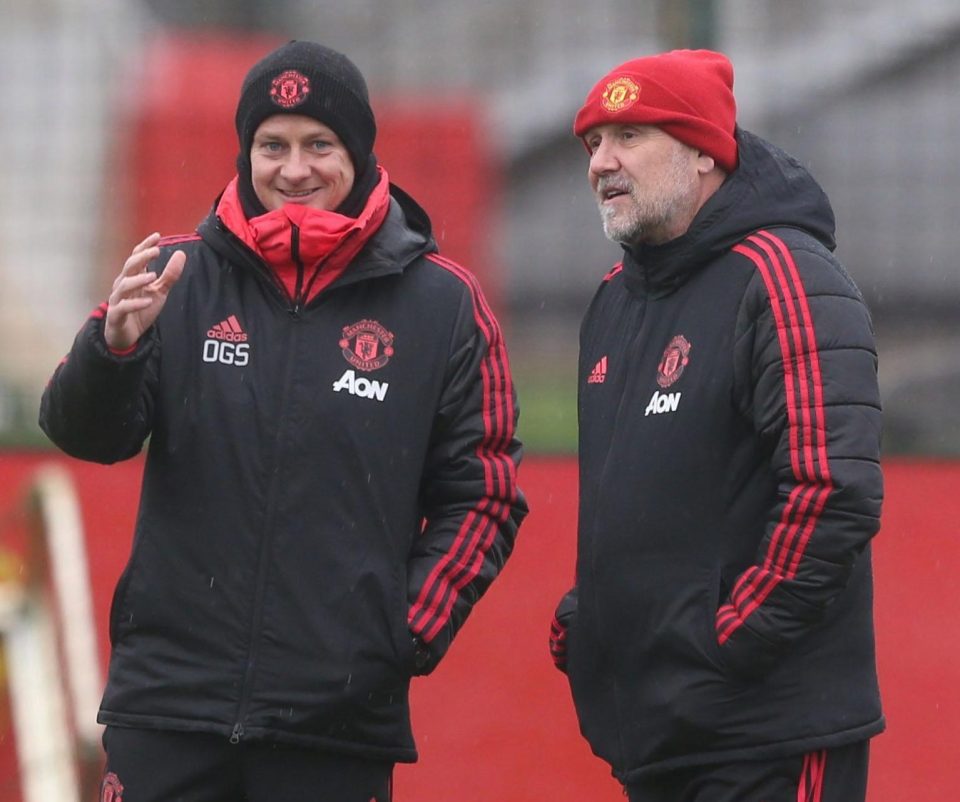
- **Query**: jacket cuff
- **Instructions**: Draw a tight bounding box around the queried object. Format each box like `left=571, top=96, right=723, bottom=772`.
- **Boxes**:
left=90, top=320, right=156, bottom=365
left=411, top=635, right=437, bottom=676
left=549, top=615, right=569, bottom=673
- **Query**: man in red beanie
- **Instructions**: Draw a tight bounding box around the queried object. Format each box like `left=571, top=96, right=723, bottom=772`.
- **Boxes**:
left=40, top=40, right=526, bottom=801
left=550, top=49, right=883, bottom=802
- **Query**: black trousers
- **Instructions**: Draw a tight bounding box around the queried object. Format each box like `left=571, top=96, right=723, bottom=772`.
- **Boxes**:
left=101, top=727, right=393, bottom=802
left=626, top=741, right=870, bottom=802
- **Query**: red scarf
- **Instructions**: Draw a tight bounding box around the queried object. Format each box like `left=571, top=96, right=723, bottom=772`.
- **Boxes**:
left=215, top=167, right=391, bottom=305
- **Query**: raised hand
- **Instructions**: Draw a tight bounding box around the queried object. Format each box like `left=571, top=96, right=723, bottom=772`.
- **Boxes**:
left=104, top=233, right=187, bottom=351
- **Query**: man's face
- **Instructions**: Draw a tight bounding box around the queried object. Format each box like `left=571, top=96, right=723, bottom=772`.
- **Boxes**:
left=250, top=114, right=356, bottom=212
left=585, top=124, right=701, bottom=246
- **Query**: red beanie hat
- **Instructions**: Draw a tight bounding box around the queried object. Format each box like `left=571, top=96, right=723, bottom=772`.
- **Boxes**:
left=573, top=49, right=738, bottom=172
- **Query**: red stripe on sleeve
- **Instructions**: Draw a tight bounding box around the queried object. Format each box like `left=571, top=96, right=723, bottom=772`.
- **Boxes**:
left=406, top=255, right=519, bottom=642
left=716, top=233, right=833, bottom=644
left=158, top=233, right=201, bottom=246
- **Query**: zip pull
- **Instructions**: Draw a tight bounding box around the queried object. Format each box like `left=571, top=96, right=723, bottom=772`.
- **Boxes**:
left=291, top=224, right=305, bottom=307
left=229, top=723, right=244, bottom=744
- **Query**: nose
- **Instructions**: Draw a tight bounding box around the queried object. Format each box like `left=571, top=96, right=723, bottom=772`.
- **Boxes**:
left=588, top=138, right=620, bottom=178
left=280, top=147, right=311, bottom=182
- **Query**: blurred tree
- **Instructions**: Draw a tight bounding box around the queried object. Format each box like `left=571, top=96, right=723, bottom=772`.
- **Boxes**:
left=657, top=0, right=717, bottom=49
left=142, top=0, right=272, bottom=29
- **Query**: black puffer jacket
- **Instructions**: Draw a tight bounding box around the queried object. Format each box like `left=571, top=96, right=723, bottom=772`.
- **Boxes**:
left=40, top=184, right=526, bottom=762
left=551, top=129, right=883, bottom=782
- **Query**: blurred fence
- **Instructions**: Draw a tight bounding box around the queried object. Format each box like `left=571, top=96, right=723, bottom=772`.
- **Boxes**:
left=2, top=1, right=959, bottom=453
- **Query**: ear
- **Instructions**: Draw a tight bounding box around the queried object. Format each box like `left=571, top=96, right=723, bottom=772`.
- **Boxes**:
left=696, top=152, right=716, bottom=175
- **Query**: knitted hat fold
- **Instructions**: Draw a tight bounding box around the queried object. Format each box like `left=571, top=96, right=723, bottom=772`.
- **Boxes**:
left=574, top=49, right=738, bottom=172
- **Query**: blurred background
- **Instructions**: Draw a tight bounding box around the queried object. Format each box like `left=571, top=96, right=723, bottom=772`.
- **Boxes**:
left=1, top=0, right=958, bottom=454
left=1, top=2, right=959, bottom=800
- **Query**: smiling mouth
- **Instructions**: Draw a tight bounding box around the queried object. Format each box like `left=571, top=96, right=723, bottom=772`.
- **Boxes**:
left=278, top=188, right=319, bottom=201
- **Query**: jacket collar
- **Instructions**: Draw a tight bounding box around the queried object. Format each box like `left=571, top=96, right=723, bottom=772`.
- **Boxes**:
left=620, top=128, right=836, bottom=300
left=213, top=168, right=391, bottom=304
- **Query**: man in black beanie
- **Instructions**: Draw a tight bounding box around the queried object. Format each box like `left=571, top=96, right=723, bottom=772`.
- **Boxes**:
left=233, top=40, right=381, bottom=219
left=40, top=40, right=526, bottom=802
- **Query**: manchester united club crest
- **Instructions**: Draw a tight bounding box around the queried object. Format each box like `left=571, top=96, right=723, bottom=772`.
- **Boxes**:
left=270, top=70, right=311, bottom=109
left=601, top=76, right=641, bottom=112
left=340, top=320, right=395, bottom=372
left=101, top=772, right=124, bottom=802
left=656, top=335, right=691, bottom=388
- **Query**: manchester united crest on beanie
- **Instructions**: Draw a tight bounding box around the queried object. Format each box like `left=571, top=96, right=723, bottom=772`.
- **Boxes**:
left=574, top=49, right=738, bottom=172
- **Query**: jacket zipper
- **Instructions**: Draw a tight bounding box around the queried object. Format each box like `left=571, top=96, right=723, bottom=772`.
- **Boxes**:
left=229, top=311, right=301, bottom=742
left=588, top=308, right=647, bottom=771
left=291, top=224, right=304, bottom=316
left=212, top=216, right=374, bottom=316
left=298, top=228, right=361, bottom=309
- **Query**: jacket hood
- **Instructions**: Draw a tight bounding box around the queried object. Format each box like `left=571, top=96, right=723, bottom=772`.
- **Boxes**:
left=622, top=127, right=837, bottom=298
left=347, top=182, right=438, bottom=281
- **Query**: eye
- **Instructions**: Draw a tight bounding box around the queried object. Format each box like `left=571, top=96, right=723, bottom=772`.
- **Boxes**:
left=310, top=139, right=333, bottom=152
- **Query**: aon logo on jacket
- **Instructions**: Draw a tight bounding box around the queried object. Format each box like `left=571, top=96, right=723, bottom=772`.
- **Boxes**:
left=644, top=390, right=681, bottom=416
left=333, top=369, right=389, bottom=402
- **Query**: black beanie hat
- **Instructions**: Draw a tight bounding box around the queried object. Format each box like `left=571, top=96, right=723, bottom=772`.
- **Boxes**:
left=235, top=40, right=377, bottom=171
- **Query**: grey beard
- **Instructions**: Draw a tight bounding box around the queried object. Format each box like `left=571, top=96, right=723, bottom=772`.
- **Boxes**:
left=599, top=203, right=644, bottom=244
left=594, top=143, right=700, bottom=246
